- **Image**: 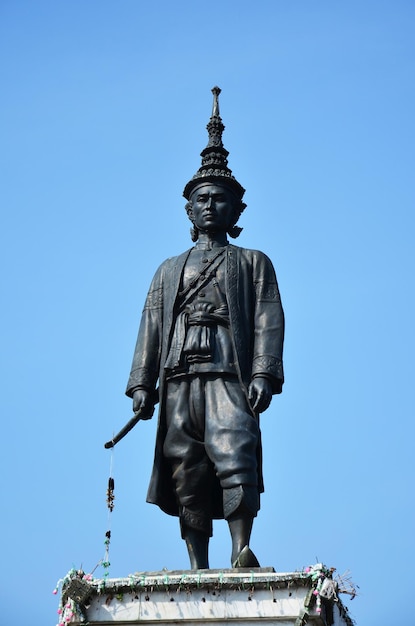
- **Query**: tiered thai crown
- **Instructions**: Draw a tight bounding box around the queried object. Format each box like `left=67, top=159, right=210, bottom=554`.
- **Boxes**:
left=183, top=86, right=245, bottom=201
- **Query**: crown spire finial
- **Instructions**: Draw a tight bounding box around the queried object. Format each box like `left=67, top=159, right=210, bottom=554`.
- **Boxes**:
left=211, top=86, right=221, bottom=117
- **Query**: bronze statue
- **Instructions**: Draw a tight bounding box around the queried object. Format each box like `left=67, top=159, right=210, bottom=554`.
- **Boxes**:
left=124, top=87, right=284, bottom=569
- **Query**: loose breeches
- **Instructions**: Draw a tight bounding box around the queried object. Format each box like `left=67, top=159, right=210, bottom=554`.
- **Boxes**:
left=163, top=375, right=260, bottom=535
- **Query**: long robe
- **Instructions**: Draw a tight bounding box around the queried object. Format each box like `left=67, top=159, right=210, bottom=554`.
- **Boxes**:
left=126, top=244, right=284, bottom=518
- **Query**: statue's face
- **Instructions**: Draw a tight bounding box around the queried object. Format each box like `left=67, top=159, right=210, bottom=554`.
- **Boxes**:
left=190, top=184, right=236, bottom=233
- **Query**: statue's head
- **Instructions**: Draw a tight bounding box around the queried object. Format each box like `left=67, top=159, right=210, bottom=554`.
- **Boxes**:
left=185, top=182, right=246, bottom=241
left=183, top=87, right=246, bottom=241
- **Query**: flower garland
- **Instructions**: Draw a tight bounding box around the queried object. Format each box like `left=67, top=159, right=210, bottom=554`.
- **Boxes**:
left=53, top=569, right=94, bottom=625
left=303, top=563, right=337, bottom=614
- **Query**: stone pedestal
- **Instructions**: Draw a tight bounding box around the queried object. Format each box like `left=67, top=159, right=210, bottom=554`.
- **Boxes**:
left=57, top=567, right=354, bottom=626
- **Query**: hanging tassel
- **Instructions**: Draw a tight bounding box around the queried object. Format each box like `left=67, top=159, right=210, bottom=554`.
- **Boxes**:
left=103, top=530, right=111, bottom=577
left=106, top=477, right=115, bottom=512
left=101, top=450, right=115, bottom=581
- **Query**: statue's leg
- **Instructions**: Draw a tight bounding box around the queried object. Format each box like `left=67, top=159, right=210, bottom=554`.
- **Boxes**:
left=223, top=486, right=260, bottom=567
left=227, top=514, right=256, bottom=566
left=181, top=525, right=210, bottom=569
left=203, top=377, right=261, bottom=568
left=164, top=379, right=213, bottom=569
left=179, top=505, right=212, bottom=569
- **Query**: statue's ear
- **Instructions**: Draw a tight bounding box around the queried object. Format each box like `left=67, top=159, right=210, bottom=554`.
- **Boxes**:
left=227, top=200, right=246, bottom=238
left=185, top=201, right=198, bottom=241
left=185, top=201, right=195, bottom=223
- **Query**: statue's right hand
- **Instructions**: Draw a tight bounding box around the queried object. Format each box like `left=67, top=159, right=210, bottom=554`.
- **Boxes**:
left=132, top=389, right=154, bottom=420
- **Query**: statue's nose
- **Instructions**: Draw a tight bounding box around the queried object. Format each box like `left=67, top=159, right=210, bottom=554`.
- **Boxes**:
left=206, top=197, right=213, bottom=208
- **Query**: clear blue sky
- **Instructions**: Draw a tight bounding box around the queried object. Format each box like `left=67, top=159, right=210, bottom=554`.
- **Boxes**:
left=1, top=2, right=414, bottom=624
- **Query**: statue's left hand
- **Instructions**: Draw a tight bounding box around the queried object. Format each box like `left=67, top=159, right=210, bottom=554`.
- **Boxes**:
left=248, top=377, right=272, bottom=414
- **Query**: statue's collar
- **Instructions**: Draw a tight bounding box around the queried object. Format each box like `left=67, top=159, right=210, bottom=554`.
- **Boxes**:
left=194, top=241, right=229, bottom=251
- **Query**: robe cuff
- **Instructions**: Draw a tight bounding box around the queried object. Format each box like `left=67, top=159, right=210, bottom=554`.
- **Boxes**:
left=126, top=366, right=157, bottom=397
left=251, top=355, right=284, bottom=393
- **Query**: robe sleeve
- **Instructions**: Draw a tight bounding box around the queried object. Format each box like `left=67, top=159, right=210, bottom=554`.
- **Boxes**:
left=251, top=252, right=285, bottom=394
left=125, top=265, right=164, bottom=398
